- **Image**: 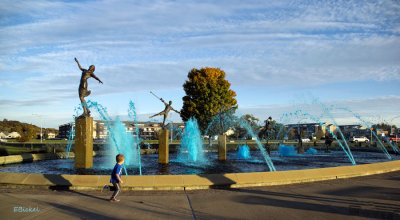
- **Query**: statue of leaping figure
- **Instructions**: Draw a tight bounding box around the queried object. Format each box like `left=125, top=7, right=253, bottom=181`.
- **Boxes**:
left=149, top=91, right=181, bottom=129
left=75, top=57, right=103, bottom=117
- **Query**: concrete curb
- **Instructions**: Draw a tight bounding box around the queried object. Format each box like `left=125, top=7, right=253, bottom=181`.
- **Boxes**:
left=0, top=152, right=100, bottom=165
left=0, top=153, right=62, bottom=165
left=0, top=160, right=399, bottom=190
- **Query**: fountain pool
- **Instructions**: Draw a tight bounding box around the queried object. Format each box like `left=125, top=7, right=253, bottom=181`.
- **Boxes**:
left=1, top=150, right=399, bottom=175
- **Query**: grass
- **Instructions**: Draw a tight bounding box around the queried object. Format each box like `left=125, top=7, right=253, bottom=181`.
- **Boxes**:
left=5, top=139, right=68, bottom=144
left=0, top=145, right=45, bottom=156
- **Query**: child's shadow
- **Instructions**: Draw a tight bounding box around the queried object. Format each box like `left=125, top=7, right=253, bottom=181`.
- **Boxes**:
left=45, top=174, right=109, bottom=201
left=49, top=186, right=110, bottom=201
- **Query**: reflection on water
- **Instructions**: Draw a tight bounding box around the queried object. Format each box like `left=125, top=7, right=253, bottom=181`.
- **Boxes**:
left=157, top=164, right=170, bottom=175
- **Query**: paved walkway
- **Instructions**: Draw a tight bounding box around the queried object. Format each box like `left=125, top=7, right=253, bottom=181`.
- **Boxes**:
left=1, top=171, right=400, bottom=220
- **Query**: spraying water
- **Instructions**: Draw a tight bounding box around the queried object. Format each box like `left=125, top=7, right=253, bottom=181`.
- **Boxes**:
left=294, top=110, right=356, bottom=165
left=279, top=145, right=298, bottom=156
left=275, top=109, right=356, bottom=165
left=305, top=148, right=317, bottom=154
left=236, top=145, right=251, bottom=159
left=314, top=100, right=355, bottom=160
left=205, top=112, right=276, bottom=171
left=177, top=118, right=207, bottom=163
left=104, top=117, right=140, bottom=170
left=85, top=100, right=129, bottom=174
left=336, top=107, right=398, bottom=158
left=65, top=123, right=75, bottom=158
left=235, top=116, right=276, bottom=171
left=128, top=101, right=142, bottom=175
left=278, top=144, right=317, bottom=156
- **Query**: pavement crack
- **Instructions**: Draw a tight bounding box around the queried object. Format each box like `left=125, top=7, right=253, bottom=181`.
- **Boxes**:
left=184, top=187, right=197, bottom=220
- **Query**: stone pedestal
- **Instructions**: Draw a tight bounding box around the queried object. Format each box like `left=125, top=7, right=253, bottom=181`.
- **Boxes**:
left=74, top=116, right=93, bottom=168
left=158, top=129, right=169, bottom=164
left=218, top=134, right=227, bottom=161
left=297, top=141, right=304, bottom=154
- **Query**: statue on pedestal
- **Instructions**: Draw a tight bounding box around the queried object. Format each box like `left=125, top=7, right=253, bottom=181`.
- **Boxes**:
left=75, top=58, right=103, bottom=117
left=149, top=91, right=181, bottom=129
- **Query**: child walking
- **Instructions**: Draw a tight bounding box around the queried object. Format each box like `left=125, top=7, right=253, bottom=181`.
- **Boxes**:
left=104, top=154, right=124, bottom=202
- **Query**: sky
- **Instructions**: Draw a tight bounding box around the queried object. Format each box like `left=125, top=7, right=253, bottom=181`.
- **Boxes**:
left=0, top=0, right=400, bottom=129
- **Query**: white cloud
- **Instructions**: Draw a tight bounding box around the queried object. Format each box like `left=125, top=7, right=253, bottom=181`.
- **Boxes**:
left=1, top=0, right=399, bottom=127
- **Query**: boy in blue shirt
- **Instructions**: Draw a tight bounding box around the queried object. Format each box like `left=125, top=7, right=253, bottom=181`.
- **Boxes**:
left=104, top=154, right=124, bottom=202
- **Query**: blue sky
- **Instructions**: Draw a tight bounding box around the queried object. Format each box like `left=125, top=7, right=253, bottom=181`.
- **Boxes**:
left=0, top=0, right=399, bottom=129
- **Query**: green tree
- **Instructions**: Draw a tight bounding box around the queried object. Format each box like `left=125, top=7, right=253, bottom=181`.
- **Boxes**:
left=374, top=123, right=396, bottom=131
left=17, top=125, right=35, bottom=142
left=233, top=114, right=259, bottom=139
left=268, top=122, right=285, bottom=140
left=243, top=114, right=259, bottom=127
left=181, top=67, right=237, bottom=133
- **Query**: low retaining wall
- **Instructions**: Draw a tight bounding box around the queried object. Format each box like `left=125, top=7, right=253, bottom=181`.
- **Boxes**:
left=0, top=153, right=60, bottom=165
left=0, top=160, right=399, bottom=190
left=0, top=152, right=101, bottom=165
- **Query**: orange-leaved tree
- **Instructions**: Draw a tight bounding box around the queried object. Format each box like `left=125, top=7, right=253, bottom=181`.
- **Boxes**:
left=181, top=67, right=237, bottom=133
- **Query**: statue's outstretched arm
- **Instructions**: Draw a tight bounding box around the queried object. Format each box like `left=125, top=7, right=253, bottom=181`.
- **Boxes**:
left=91, top=72, right=103, bottom=84
left=74, top=57, right=84, bottom=71
left=160, top=98, right=168, bottom=105
left=171, top=107, right=181, bottom=114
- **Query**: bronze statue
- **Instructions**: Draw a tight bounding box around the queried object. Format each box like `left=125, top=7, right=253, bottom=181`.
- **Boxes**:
left=149, top=91, right=181, bottom=129
left=259, top=116, right=272, bottom=140
left=261, top=116, right=273, bottom=155
left=75, top=57, right=103, bottom=117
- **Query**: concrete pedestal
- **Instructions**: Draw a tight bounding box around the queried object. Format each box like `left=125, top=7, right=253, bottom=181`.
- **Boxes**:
left=218, top=135, right=227, bottom=161
left=297, top=142, right=304, bottom=154
left=159, top=129, right=169, bottom=164
left=74, top=116, right=93, bottom=168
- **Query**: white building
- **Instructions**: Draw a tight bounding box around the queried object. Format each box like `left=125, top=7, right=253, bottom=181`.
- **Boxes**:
left=7, top=132, right=21, bottom=139
left=224, top=128, right=235, bottom=136
left=0, top=132, right=7, bottom=139
left=47, top=132, right=56, bottom=139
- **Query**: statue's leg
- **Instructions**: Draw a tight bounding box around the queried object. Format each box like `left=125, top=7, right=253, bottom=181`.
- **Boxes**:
left=162, top=114, right=167, bottom=128
left=82, top=90, right=91, bottom=115
left=150, top=111, right=163, bottom=118
left=84, top=90, right=91, bottom=97
left=80, top=96, right=89, bottom=116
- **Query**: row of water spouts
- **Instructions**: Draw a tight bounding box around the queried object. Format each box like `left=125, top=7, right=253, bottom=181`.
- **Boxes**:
left=65, top=100, right=190, bottom=175
left=65, top=99, right=399, bottom=174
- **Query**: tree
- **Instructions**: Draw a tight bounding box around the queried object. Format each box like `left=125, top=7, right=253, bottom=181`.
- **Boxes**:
left=233, top=114, right=259, bottom=139
left=243, top=114, right=259, bottom=127
left=181, top=67, right=238, bottom=133
left=17, top=125, right=35, bottom=142
left=374, top=123, right=396, bottom=131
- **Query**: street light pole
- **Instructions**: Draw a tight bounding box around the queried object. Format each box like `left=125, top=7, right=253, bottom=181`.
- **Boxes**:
left=32, top=114, right=43, bottom=143
left=371, top=128, right=373, bottom=145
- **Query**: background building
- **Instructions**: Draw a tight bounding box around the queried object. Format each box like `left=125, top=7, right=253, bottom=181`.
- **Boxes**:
left=58, top=120, right=185, bottom=140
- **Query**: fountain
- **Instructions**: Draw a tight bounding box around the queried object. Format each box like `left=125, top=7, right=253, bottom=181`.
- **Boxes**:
left=177, top=118, right=207, bottom=163
left=128, top=101, right=142, bottom=175
left=305, top=148, right=318, bottom=154
left=103, top=117, right=140, bottom=169
left=336, top=106, right=399, bottom=157
left=279, top=145, right=298, bottom=157
left=235, top=145, right=251, bottom=159
left=1, top=58, right=398, bottom=177
left=276, top=110, right=357, bottom=165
